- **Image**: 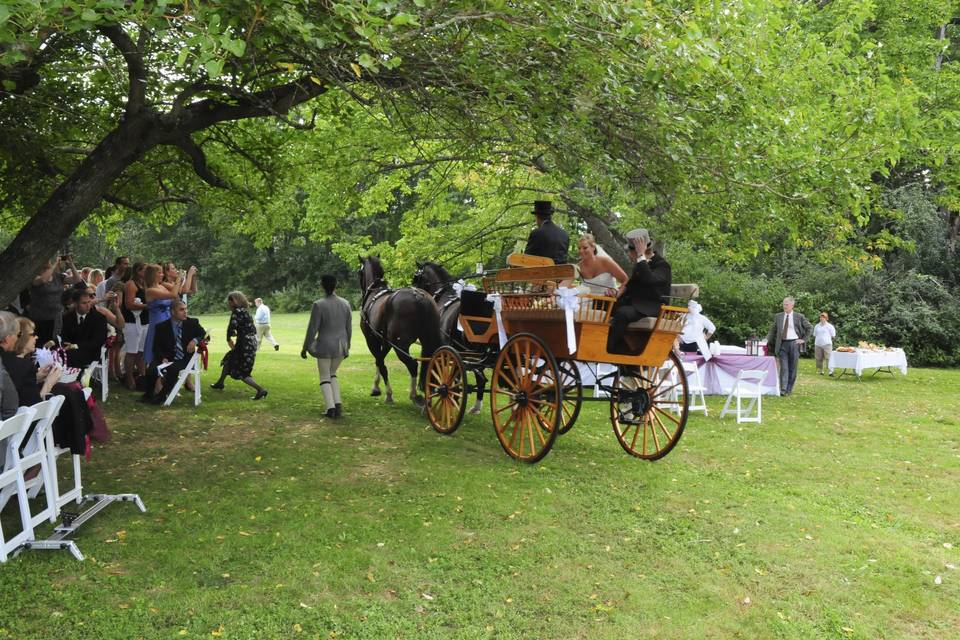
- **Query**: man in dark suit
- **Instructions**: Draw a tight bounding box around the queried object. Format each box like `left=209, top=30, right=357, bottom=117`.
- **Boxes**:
left=607, top=228, right=672, bottom=354
left=766, top=296, right=813, bottom=396
left=146, top=300, right=206, bottom=403
left=524, top=200, right=569, bottom=265
left=60, top=289, right=108, bottom=368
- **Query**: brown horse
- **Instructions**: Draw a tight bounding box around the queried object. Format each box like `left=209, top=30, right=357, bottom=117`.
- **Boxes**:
left=359, top=256, right=442, bottom=405
left=412, top=261, right=487, bottom=414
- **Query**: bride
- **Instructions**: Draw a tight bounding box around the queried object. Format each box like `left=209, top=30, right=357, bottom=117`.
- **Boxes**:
left=577, top=233, right=629, bottom=296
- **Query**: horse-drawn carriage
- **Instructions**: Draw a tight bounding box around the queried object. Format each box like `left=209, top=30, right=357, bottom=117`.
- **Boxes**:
left=420, top=262, right=692, bottom=463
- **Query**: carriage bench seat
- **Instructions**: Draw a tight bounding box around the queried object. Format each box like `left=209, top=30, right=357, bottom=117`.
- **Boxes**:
left=671, top=284, right=699, bottom=300
left=627, top=317, right=658, bottom=331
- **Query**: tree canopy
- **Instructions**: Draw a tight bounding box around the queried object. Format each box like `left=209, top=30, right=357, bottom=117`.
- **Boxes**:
left=1, top=0, right=958, bottom=303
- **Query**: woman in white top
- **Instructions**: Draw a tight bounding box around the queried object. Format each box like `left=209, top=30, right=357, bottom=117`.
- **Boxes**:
left=679, top=300, right=716, bottom=356
left=813, top=311, right=836, bottom=375
left=577, top=234, right=628, bottom=296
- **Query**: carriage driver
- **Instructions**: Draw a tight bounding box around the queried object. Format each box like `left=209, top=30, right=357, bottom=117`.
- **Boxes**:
left=607, top=228, right=672, bottom=354
left=524, top=200, right=569, bottom=265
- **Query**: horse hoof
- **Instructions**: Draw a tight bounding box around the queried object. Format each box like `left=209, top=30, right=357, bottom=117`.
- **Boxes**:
left=370, top=389, right=381, bottom=397
left=413, top=395, right=425, bottom=407
left=469, top=406, right=482, bottom=415
left=385, top=397, right=394, bottom=404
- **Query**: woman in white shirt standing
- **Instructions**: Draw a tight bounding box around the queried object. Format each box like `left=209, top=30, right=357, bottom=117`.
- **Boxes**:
left=679, top=300, right=716, bottom=356
left=813, top=311, right=836, bottom=375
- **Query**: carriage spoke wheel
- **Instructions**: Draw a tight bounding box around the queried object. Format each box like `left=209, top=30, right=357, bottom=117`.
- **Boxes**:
left=490, top=333, right=561, bottom=463
left=425, top=346, right=467, bottom=435
left=554, top=359, right=583, bottom=435
left=610, top=351, right=689, bottom=460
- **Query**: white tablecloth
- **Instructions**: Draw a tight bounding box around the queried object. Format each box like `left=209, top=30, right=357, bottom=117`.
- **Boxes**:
left=828, top=349, right=908, bottom=377
left=681, top=354, right=781, bottom=396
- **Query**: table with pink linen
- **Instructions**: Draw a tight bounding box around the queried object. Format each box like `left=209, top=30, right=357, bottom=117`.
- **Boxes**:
left=681, top=352, right=781, bottom=396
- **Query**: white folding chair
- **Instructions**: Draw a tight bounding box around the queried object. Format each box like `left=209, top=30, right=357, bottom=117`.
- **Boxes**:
left=682, top=361, right=709, bottom=416
left=44, top=411, right=83, bottom=513
left=17, top=398, right=64, bottom=527
left=83, top=346, right=109, bottom=403
left=657, top=360, right=683, bottom=416
left=162, top=352, right=202, bottom=407
left=0, top=409, right=36, bottom=561
left=719, top=369, right=765, bottom=424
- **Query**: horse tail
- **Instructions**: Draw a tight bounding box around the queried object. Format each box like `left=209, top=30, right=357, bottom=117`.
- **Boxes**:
left=417, top=292, right=443, bottom=358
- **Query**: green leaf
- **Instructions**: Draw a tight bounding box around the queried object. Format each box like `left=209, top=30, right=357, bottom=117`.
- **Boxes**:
left=80, top=9, right=98, bottom=22
left=204, top=58, right=224, bottom=79
left=357, top=53, right=378, bottom=70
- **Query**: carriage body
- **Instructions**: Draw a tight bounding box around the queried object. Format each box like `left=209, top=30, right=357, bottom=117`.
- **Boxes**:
left=425, top=263, right=692, bottom=464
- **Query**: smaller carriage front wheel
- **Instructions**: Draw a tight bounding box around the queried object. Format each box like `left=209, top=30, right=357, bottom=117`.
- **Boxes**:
left=555, top=359, right=583, bottom=435
left=490, top=333, right=561, bottom=463
left=610, top=351, right=689, bottom=460
left=425, top=346, right=468, bottom=435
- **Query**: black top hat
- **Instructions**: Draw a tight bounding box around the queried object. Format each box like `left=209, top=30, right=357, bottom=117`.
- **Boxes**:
left=532, top=200, right=553, bottom=217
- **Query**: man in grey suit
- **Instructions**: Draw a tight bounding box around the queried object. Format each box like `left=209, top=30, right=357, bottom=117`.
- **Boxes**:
left=766, top=296, right=813, bottom=396
left=301, top=275, right=352, bottom=418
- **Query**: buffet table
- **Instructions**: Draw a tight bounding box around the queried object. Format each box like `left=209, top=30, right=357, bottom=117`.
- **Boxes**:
left=828, top=349, right=908, bottom=380
left=681, top=353, right=781, bottom=396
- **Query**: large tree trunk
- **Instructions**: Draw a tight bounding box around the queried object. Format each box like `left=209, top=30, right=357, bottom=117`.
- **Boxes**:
left=562, top=198, right=630, bottom=269
left=0, top=115, right=158, bottom=306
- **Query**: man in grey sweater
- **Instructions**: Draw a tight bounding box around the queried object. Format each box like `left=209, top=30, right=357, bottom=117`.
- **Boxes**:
left=301, top=275, right=352, bottom=418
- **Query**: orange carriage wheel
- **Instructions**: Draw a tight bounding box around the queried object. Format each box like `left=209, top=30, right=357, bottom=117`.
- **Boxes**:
left=425, top=346, right=468, bottom=435
left=555, top=359, right=583, bottom=435
left=609, top=351, right=689, bottom=460
left=490, top=333, right=561, bottom=463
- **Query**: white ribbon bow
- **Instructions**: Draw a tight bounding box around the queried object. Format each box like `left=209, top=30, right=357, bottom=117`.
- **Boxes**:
left=486, top=293, right=508, bottom=348
left=555, top=287, right=580, bottom=355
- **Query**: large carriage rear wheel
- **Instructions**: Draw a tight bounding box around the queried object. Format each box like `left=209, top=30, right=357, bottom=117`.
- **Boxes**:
left=610, top=351, right=689, bottom=460
left=555, top=359, right=583, bottom=435
left=425, top=346, right=468, bottom=435
left=490, top=333, right=561, bottom=463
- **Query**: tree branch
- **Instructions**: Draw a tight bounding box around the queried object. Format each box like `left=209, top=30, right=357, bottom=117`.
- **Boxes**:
left=103, top=192, right=196, bottom=212
left=98, top=25, right=148, bottom=115
left=173, top=135, right=230, bottom=188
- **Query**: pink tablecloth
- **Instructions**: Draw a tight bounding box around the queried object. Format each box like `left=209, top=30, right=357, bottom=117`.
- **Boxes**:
left=681, top=353, right=781, bottom=396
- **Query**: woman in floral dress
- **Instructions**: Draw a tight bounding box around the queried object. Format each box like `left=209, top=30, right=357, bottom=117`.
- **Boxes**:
left=210, top=291, right=268, bottom=400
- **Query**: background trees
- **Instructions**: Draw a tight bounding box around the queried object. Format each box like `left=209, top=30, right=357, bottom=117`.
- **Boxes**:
left=2, top=0, right=959, bottom=363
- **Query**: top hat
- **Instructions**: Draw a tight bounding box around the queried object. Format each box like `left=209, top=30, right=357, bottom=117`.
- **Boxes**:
left=532, top=200, right=553, bottom=217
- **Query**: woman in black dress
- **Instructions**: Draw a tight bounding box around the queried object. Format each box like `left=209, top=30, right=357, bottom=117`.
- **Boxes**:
left=210, top=291, right=268, bottom=400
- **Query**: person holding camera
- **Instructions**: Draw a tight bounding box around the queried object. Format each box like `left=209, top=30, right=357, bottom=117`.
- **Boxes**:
left=28, top=254, right=82, bottom=344
left=607, top=229, right=672, bottom=354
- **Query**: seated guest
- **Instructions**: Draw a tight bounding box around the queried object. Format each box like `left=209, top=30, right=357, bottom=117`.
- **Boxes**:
left=144, top=300, right=205, bottom=403
left=1, top=317, right=61, bottom=406
left=0, top=311, right=21, bottom=418
left=678, top=300, right=716, bottom=355
left=60, top=289, right=108, bottom=368
left=607, top=228, right=672, bottom=354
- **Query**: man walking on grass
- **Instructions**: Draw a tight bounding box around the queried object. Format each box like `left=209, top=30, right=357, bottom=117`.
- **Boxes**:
left=254, top=297, right=279, bottom=351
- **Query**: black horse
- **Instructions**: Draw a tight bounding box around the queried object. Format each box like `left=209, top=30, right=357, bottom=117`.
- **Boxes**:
left=359, top=256, right=442, bottom=405
left=412, top=261, right=487, bottom=414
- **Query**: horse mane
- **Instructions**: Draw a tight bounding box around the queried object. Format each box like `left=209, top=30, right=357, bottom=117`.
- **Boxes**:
left=422, top=261, right=452, bottom=283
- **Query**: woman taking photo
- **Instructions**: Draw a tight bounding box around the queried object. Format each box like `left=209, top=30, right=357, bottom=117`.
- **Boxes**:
left=210, top=291, right=268, bottom=400
left=142, top=264, right=185, bottom=366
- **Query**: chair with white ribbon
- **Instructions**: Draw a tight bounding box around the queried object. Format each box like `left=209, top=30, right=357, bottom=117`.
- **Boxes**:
left=719, top=369, right=765, bottom=424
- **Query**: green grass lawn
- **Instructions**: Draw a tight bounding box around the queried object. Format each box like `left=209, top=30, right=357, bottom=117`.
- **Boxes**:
left=1, top=312, right=958, bottom=639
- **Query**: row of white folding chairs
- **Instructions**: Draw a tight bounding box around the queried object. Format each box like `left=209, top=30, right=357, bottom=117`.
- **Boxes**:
left=0, top=396, right=81, bottom=562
